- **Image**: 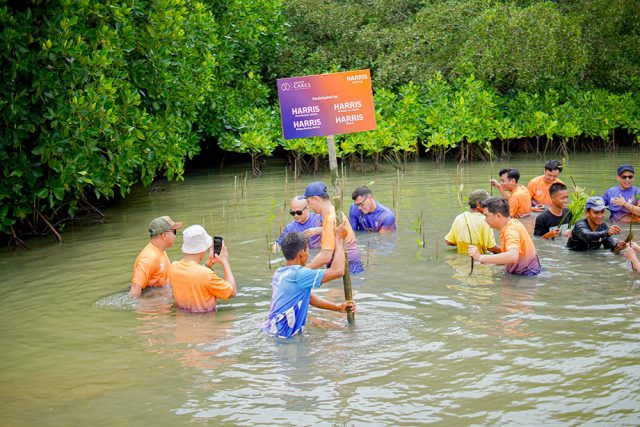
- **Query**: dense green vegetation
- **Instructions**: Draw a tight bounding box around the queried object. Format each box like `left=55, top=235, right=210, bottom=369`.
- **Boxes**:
left=1, top=0, right=639, bottom=240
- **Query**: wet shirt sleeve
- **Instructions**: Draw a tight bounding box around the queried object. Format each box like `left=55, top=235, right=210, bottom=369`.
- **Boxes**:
left=296, top=267, right=326, bottom=290
left=348, top=205, right=360, bottom=231
left=205, top=270, right=234, bottom=300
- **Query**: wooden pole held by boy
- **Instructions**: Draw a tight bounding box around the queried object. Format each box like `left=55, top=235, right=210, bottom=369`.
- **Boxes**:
left=327, top=135, right=355, bottom=325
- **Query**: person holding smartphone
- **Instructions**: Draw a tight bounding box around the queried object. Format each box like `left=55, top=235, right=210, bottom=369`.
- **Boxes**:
left=168, top=225, right=237, bottom=312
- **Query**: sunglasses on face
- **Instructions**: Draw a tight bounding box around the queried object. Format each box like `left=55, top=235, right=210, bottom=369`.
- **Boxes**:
left=620, top=175, right=635, bottom=180
left=355, top=195, right=369, bottom=208
left=164, top=229, right=177, bottom=235
left=289, top=206, right=308, bottom=216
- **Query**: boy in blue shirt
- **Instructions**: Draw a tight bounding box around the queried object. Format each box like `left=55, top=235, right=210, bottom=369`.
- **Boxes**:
left=264, top=225, right=356, bottom=338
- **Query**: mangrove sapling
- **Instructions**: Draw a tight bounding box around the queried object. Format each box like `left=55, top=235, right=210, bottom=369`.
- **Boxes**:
left=265, top=234, right=272, bottom=270
left=456, top=183, right=478, bottom=277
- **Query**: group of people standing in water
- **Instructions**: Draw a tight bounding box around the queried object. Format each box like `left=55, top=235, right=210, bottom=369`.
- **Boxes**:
left=128, top=161, right=640, bottom=338
left=446, top=161, right=640, bottom=276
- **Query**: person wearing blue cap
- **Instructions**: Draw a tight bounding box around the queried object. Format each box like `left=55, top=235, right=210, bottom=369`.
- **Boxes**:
left=566, top=196, right=625, bottom=252
left=304, top=181, right=364, bottom=275
left=602, top=164, right=640, bottom=223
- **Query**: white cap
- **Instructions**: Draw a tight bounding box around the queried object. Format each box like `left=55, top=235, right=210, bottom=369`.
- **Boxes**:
left=181, top=225, right=213, bottom=254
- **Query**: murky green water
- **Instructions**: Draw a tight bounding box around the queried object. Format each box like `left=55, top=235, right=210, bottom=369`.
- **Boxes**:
left=2, top=151, right=640, bottom=426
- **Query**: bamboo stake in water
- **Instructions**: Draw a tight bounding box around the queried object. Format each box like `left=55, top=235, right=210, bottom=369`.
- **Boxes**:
left=266, top=234, right=272, bottom=270
left=327, top=134, right=355, bottom=325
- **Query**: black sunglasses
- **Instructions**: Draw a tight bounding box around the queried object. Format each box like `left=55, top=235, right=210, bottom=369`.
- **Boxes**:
left=289, top=206, right=308, bottom=216
left=165, top=229, right=177, bottom=235
left=620, top=174, right=635, bottom=180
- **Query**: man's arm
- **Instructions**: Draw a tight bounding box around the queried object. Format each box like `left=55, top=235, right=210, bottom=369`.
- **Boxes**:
left=491, top=179, right=511, bottom=200
left=348, top=205, right=360, bottom=231
left=469, top=246, right=519, bottom=265
left=488, top=245, right=502, bottom=254
left=129, top=283, right=143, bottom=298
left=309, top=293, right=356, bottom=314
left=322, top=232, right=345, bottom=283
left=573, top=221, right=610, bottom=243
left=210, top=243, right=237, bottom=297
left=306, top=249, right=333, bottom=270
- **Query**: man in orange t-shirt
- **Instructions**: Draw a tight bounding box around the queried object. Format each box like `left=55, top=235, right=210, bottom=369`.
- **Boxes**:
left=130, top=216, right=182, bottom=298
left=304, top=181, right=364, bottom=275
left=491, top=168, right=531, bottom=218
left=468, top=197, right=542, bottom=276
left=169, top=225, right=237, bottom=313
left=527, top=159, right=564, bottom=209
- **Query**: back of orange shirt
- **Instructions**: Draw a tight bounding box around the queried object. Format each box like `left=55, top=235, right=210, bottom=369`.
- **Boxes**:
left=509, top=185, right=532, bottom=218
left=169, top=259, right=234, bottom=313
left=500, top=218, right=542, bottom=275
left=131, top=242, right=170, bottom=289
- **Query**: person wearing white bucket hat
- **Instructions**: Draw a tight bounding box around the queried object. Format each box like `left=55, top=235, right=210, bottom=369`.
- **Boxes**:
left=129, top=215, right=182, bottom=298
left=168, top=225, right=237, bottom=312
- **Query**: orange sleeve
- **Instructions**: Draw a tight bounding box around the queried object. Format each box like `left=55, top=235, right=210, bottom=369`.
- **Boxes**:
left=321, top=212, right=337, bottom=251
left=503, top=224, right=521, bottom=252
left=509, top=197, right=519, bottom=218
left=131, top=256, right=153, bottom=288
left=205, top=270, right=234, bottom=300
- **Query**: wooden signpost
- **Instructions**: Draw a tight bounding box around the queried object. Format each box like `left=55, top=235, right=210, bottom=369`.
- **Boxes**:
left=277, top=70, right=377, bottom=325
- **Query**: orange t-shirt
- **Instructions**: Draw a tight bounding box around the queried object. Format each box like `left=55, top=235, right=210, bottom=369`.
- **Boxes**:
left=527, top=175, right=564, bottom=206
left=500, top=218, right=542, bottom=275
left=131, top=242, right=171, bottom=289
left=321, top=207, right=357, bottom=251
left=168, top=259, right=234, bottom=313
left=509, top=185, right=532, bottom=218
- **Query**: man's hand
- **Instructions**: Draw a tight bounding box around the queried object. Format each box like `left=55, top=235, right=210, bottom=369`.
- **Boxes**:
left=209, top=242, right=230, bottom=267
left=611, top=196, right=626, bottom=207
left=303, top=227, right=322, bottom=237
left=467, top=245, right=481, bottom=261
left=542, top=228, right=561, bottom=239
left=623, top=243, right=638, bottom=260
left=490, top=178, right=502, bottom=190
left=338, top=300, right=356, bottom=315
left=608, top=225, right=622, bottom=236
left=532, top=205, right=545, bottom=213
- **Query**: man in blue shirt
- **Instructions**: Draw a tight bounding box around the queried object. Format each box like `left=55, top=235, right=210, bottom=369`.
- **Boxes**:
left=602, top=164, right=640, bottom=223
left=349, top=186, right=396, bottom=233
left=272, top=196, right=322, bottom=252
left=263, top=226, right=356, bottom=338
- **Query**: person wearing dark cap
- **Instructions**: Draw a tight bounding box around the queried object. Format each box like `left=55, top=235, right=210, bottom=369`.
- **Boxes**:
left=130, top=216, right=182, bottom=298
left=602, top=164, right=640, bottom=223
left=445, top=189, right=500, bottom=254
left=304, top=181, right=364, bottom=275
left=566, top=196, right=625, bottom=252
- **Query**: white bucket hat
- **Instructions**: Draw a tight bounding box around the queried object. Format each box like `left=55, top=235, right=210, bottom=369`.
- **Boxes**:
left=181, top=225, right=213, bottom=254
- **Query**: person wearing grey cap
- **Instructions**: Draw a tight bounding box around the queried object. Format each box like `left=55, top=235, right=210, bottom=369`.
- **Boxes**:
left=445, top=189, right=500, bottom=254
left=566, top=196, right=625, bottom=252
left=130, top=216, right=182, bottom=298
left=602, top=164, right=640, bottom=223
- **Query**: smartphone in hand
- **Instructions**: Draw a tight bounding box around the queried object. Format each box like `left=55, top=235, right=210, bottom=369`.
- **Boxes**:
left=213, top=236, right=223, bottom=255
